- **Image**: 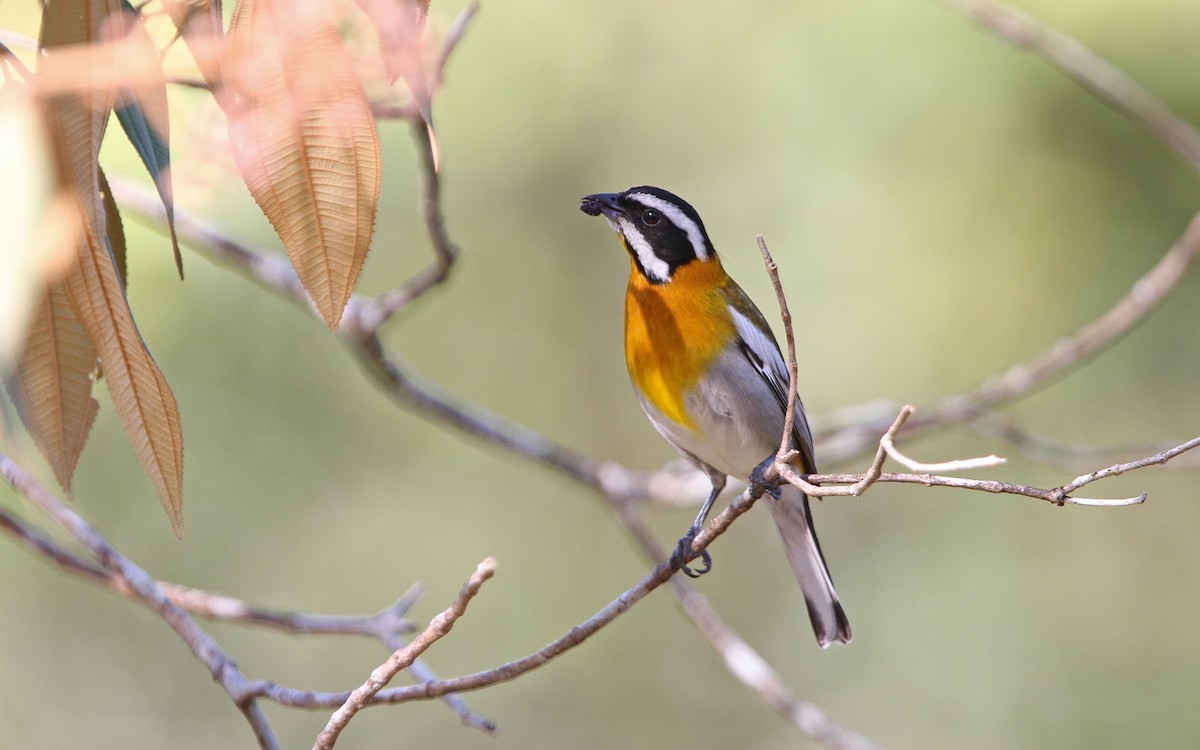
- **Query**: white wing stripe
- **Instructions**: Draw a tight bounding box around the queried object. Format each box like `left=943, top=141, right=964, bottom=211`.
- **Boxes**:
left=730, top=307, right=817, bottom=464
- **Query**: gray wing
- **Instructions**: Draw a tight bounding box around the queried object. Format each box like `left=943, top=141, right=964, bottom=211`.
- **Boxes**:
left=729, top=309, right=818, bottom=473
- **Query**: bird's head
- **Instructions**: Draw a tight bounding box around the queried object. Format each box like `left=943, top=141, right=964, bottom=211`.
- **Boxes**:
left=581, top=186, right=717, bottom=284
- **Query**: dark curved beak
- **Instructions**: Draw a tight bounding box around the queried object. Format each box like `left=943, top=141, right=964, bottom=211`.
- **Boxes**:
left=580, top=192, right=623, bottom=218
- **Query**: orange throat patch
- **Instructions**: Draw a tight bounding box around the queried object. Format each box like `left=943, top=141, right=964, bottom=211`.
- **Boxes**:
left=623, top=257, right=733, bottom=430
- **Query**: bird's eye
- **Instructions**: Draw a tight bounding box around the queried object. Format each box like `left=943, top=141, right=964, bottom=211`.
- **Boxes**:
left=642, top=208, right=662, bottom=226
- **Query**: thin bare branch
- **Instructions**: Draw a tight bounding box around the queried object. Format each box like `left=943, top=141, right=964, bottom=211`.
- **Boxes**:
left=314, top=558, right=496, bottom=750
left=0, top=40, right=34, bottom=82
left=805, top=469, right=1146, bottom=507
left=1058, top=435, right=1200, bottom=496
left=0, top=502, right=494, bottom=730
left=0, top=30, right=36, bottom=52
left=753, top=241, right=1194, bottom=508
left=928, top=211, right=1200, bottom=426
left=0, top=452, right=280, bottom=750
left=780, top=405, right=1195, bottom=506
left=944, top=0, right=1200, bottom=174
left=432, top=1, right=479, bottom=90
left=967, top=411, right=1194, bottom=470
left=879, top=407, right=1005, bottom=473
left=822, top=0, right=1200, bottom=463
left=612, top=500, right=881, bottom=750
left=343, top=5, right=480, bottom=331
left=825, top=210, right=1200, bottom=463
left=0, top=497, right=422, bottom=637
left=0, top=505, right=110, bottom=581
left=779, top=407, right=911, bottom=498
left=756, top=235, right=800, bottom=465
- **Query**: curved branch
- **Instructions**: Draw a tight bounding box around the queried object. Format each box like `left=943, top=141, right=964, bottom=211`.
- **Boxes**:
left=0, top=452, right=281, bottom=750
left=824, top=210, right=1200, bottom=463
left=822, top=0, right=1200, bottom=463
left=944, top=0, right=1200, bottom=174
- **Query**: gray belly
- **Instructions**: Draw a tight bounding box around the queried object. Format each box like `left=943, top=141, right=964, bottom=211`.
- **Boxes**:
left=636, top=349, right=786, bottom=479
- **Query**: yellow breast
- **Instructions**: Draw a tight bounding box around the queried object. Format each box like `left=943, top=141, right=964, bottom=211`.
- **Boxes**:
left=624, top=256, right=734, bottom=430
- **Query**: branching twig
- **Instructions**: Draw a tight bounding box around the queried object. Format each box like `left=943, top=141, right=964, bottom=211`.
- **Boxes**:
left=345, top=3, right=482, bottom=331
left=611, top=500, right=882, bottom=750
left=821, top=0, right=1200, bottom=463
left=0, top=453, right=282, bottom=750
left=780, top=405, right=1197, bottom=507
left=1056, top=436, right=1200, bottom=497
left=346, top=119, right=459, bottom=331
left=879, top=411, right=1004, bottom=473
left=314, top=558, right=496, bottom=750
left=754, top=232, right=1196, bottom=508
left=0, top=501, right=495, bottom=731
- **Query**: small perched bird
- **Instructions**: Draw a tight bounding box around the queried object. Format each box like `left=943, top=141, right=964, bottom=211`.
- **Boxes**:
left=580, top=186, right=851, bottom=647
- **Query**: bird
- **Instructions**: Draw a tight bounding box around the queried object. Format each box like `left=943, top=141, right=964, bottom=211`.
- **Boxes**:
left=580, top=186, right=851, bottom=647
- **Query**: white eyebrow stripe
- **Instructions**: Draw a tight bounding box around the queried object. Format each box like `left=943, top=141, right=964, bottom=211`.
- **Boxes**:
left=617, top=217, right=670, bottom=283
left=626, top=192, right=710, bottom=261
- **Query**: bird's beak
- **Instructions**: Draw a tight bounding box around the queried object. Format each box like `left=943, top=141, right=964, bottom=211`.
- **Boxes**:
left=580, top=192, right=624, bottom=219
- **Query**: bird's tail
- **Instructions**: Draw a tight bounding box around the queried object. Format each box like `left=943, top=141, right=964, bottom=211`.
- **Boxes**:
left=765, top=483, right=851, bottom=647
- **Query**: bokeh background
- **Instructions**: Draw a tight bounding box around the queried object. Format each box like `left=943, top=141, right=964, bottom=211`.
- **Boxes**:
left=3, top=0, right=1200, bottom=748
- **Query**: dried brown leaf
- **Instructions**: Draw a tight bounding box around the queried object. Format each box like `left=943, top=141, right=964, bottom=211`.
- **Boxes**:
left=162, top=0, right=223, bottom=88
left=60, top=198, right=185, bottom=536
left=38, top=0, right=120, bottom=225
left=352, top=0, right=440, bottom=167
left=354, top=0, right=429, bottom=87
left=30, top=0, right=185, bottom=533
left=224, top=0, right=382, bottom=331
left=6, top=284, right=101, bottom=495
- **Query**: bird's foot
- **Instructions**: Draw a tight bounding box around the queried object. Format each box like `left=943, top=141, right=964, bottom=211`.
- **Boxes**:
left=671, top=529, right=712, bottom=578
left=749, top=455, right=782, bottom=500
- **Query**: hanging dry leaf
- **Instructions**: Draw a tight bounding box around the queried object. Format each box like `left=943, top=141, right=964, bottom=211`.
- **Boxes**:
left=60, top=198, right=185, bottom=536
left=223, top=0, right=382, bottom=331
left=353, top=0, right=440, bottom=168
left=38, top=0, right=121, bottom=228
left=6, top=284, right=101, bottom=495
left=34, top=0, right=185, bottom=533
left=0, top=85, right=98, bottom=491
left=353, top=0, right=429, bottom=87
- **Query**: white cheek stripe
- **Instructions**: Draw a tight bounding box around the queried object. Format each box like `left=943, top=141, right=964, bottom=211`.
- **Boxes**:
left=617, top=217, right=670, bottom=282
left=626, top=192, right=710, bottom=261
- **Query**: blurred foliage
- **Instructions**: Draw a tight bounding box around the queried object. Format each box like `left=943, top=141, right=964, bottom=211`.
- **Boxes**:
left=2, top=0, right=1200, bottom=748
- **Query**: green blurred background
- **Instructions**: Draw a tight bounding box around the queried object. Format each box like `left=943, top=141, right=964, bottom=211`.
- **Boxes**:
left=3, top=0, right=1200, bottom=747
